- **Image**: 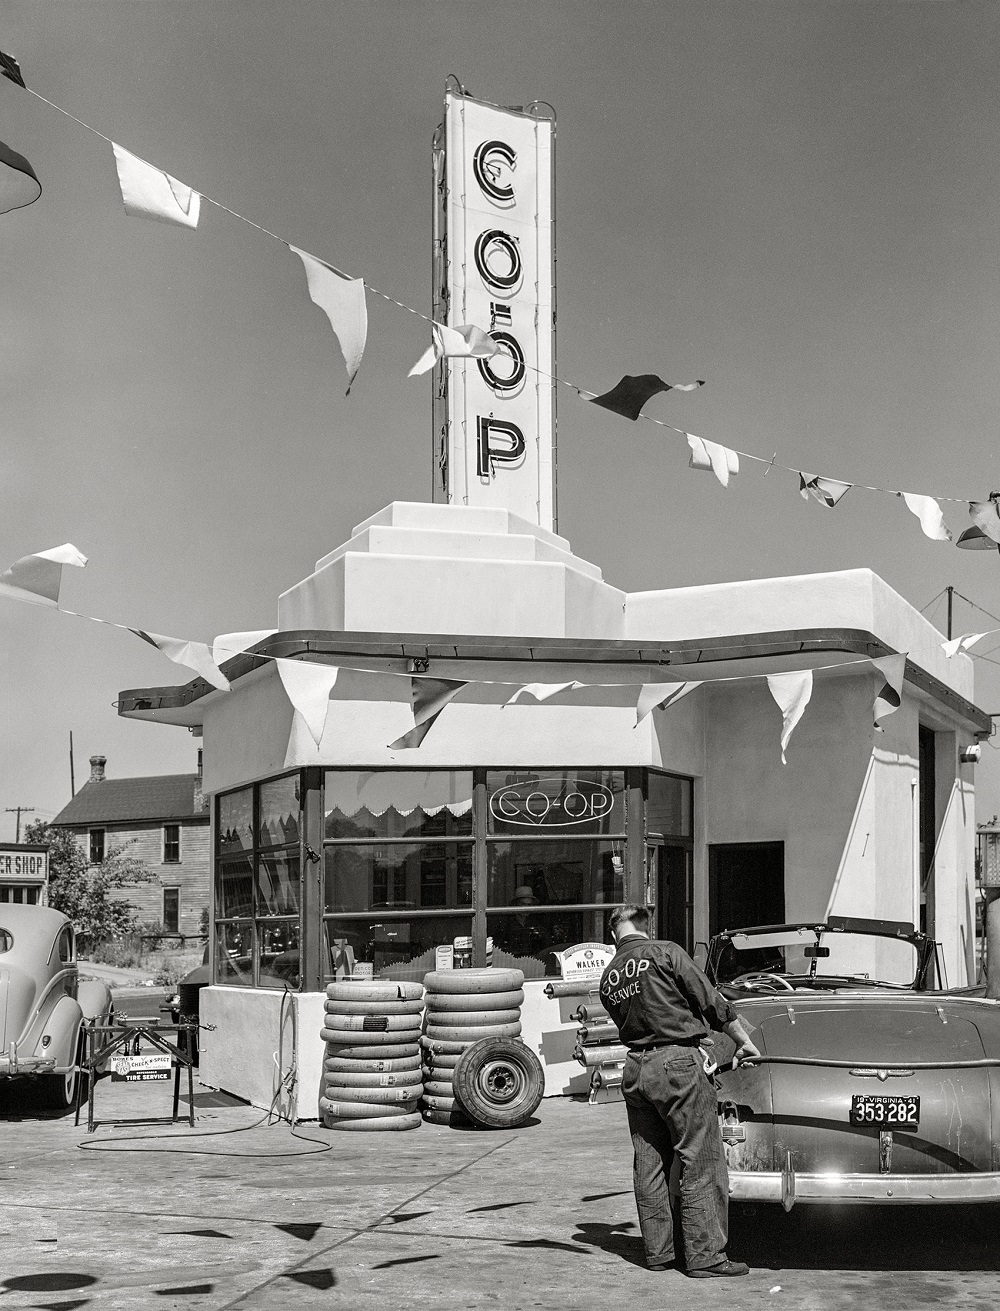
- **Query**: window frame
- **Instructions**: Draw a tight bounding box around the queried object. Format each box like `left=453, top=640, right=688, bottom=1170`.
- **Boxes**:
left=214, top=772, right=304, bottom=990
left=88, top=828, right=105, bottom=864
left=162, top=886, right=180, bottom=934
left=162, top=823, right=181, bottom=864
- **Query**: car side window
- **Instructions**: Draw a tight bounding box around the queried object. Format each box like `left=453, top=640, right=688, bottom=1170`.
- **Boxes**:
left=57, top=926, right=74, bottom=964
left=0, top=929, right=12, bottom=953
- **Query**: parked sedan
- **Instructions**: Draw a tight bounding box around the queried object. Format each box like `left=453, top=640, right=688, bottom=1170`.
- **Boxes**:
left=0, top=904, right=113, bottom=1109
left=705, top=914, right=1000, bottom=1208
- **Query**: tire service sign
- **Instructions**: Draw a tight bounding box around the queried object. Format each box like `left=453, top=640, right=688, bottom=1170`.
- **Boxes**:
left=433, top=91, right=555, bottom=528
left=110, top=1052, right=172, bottom=1082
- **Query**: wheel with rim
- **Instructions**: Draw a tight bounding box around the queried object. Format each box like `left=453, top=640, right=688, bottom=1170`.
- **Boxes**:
left=424, top=989, right=523, bottom=1012
left=452, top=1038, right=544, bottom=1129
left=422, top=968, right=524, bottom=994
left=324, top=1111, right=422, bottom=1131
left=38, top=1026, right=82, bottom=1111
left=424, top=1021, right=521, bottom=1043
left=326, top=981, right=424, bottom=1002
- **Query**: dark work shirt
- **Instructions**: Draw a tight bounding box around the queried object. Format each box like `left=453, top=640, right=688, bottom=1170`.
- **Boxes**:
left=599, top=934, right=737, bottom=1050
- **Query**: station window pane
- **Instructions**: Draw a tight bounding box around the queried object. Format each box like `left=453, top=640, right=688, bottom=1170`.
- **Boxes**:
left=323, top=915, right=473, bottom=982
left=259, top=775, right=301, bottom=848
left=218, top=788, right=253, bottom=855
left=258, top=850, right=301, bottom=916
left=486, top=838, right=625, bottom=908
left=324, top=770, right=473, bottom=840
left=323, top=843, right=472, bottom=915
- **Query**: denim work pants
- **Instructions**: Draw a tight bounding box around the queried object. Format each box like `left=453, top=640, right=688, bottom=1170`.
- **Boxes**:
left=621, top=1045, right=729, bottom=1271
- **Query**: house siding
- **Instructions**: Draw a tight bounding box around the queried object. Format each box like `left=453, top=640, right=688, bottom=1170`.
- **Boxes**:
left=64, top=820, right=210, bottom=937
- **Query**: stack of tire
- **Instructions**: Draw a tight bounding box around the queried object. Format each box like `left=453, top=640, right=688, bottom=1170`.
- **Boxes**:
left=420, top=966, right=524, bottom=1125
left=320, top=980, right=425, bottom=1132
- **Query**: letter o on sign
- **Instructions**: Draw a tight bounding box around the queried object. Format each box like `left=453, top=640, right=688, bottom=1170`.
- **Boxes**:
left=477, top=331, right=525, bottom=394
left=474, top=229, right=522, bottom=294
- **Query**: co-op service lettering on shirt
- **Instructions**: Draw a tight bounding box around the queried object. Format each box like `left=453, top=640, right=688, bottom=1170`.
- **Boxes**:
left=601, top=955, right=650, bottom=1007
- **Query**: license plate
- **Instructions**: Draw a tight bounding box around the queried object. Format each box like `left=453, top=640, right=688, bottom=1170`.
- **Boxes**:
left=850, top=1094, right=919, bottom=1129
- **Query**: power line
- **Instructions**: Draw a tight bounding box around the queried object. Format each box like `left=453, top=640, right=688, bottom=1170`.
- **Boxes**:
left=4, top=806, right=36, bottom=843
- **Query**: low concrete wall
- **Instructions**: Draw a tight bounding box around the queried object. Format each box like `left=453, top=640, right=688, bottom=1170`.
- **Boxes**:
left=199, top=980, right=599, bottom=1117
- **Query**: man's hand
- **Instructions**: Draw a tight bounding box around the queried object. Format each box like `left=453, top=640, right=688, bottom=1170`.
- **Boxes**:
left=723, top=1018, right=761, bottom=1066
left=732, top=1036, right=761, bottom=1066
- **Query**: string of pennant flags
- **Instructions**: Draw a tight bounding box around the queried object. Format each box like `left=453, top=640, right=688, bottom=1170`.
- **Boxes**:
left=1, top=541, right=908, bottom=761
left=3, top=49, right=1000, bottom=550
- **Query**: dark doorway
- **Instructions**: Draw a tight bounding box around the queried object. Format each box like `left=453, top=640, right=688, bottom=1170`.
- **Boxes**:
left=918, top=724, right=936, bottom=940
left=709, top=842, right=785, bottom=937
left=656, top=844, right=693, bottom=953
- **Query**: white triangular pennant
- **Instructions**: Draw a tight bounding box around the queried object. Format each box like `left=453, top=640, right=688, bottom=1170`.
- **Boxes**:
left=900, top=492, right=952, bottom=542
left=290, top=246, right=368, bottom=394
left=276, top=658, right=340, bottom=747
left=635, top=681, right=701, bottom=726
left=112, top=143, right=200, bottom=229
left=0, top=543, right=87, bottom=607
left=766, top=670, right=813, bottom=764
left=132, top=631, right=230, bottom=692
left=505, top=681, right=583, bottom=705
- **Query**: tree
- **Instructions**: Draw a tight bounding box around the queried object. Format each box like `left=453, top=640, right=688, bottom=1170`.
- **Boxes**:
left=24, top=820, right=156, bottom=947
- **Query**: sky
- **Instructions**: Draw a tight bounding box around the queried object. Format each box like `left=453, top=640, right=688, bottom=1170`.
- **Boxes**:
left=3, top=0, right=1000, bottom=839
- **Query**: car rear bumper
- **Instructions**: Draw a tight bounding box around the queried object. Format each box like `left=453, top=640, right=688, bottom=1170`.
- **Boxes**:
left=0, top=1054, right=60, bottom=1077
left=730, top=1168, right=1000, bottom=1208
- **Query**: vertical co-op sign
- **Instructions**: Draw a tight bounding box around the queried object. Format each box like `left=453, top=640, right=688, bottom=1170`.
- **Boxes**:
left=433, top=89, right=556, bottom=530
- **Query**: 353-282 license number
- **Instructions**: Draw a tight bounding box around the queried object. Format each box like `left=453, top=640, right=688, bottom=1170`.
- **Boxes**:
left=850, top=1094, right=919, bottom=1128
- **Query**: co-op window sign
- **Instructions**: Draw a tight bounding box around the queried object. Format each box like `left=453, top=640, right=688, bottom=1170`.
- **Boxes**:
left=489, top=778, right=615, bottom=827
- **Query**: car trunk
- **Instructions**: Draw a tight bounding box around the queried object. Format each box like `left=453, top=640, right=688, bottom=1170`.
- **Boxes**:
left=758, top=996, right=993, bottom=1175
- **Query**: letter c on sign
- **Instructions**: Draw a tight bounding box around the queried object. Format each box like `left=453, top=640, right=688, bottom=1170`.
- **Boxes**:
left=473, top=140, right=516, bottom=204
left=477, top=417, right=525, bottom=478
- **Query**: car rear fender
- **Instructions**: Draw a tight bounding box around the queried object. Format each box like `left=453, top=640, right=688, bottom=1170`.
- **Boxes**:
left=76, top=978, right=112, bottom=1025
left=716, top=1056, right=775, bottom=1172
left=23, top=992, right=83, bottom=1073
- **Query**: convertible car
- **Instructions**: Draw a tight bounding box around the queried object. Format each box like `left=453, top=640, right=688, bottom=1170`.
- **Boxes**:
left=0, top=904, right=113, bottom=1109
left=705, top=914, right=1000, bottom=1208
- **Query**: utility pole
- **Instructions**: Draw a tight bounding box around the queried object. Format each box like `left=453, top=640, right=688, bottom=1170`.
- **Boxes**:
left=5, top=806, right=35, bottom=843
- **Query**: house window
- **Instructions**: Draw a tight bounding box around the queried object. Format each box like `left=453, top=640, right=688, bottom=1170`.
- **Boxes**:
left=163, top=824, right=181, bottom=863
left=89, top=828, right=105, bottom=864
left=163, top=888, right=180, bottom=934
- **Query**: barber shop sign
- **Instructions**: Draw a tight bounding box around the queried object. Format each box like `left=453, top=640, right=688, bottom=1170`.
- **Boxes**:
left=433, top=90, right=555, bottom=528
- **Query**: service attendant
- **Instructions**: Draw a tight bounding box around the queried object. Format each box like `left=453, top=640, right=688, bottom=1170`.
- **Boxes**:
left=600, top=903, right=760, bottom=1278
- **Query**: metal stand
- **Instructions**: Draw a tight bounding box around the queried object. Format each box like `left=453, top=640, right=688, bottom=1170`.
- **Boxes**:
left=75, top=1016, right=200, bottom=1133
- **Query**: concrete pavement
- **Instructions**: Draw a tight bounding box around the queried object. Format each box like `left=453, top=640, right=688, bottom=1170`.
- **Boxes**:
left=2, top=1073, right=999, bottom=1311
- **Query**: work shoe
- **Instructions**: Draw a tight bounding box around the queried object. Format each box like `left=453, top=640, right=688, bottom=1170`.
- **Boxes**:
left=685, top=1259, right=750, bottom=1278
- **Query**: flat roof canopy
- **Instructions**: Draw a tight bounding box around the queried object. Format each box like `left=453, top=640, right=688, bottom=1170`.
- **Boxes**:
left=116, top=626, right=992, bottom=735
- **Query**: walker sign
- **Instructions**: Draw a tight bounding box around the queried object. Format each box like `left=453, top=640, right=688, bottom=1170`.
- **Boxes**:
left=433, top=91, right=555, bottom=528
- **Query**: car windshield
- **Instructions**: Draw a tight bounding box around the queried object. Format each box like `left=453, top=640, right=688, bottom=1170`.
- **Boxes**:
left=713, top=926, right=919, bottom=988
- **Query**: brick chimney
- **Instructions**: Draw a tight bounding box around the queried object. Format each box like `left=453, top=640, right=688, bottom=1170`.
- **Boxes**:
left=89, top=755, right=107, bottom=784
left=193, top=748, right=206, bottom=812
